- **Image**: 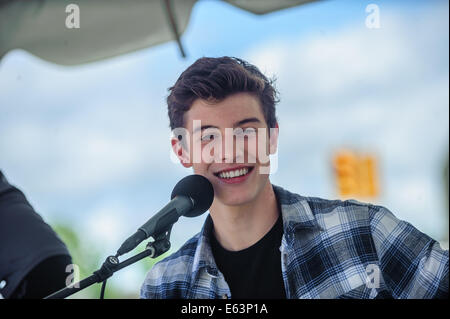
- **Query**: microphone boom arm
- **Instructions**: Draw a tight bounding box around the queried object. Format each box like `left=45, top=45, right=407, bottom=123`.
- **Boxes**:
left=44, top=225, right=173, bottom=299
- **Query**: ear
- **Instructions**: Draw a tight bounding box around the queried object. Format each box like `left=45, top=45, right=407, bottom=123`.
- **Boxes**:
left=171, top=137, right=192, bottom=168
left=269, top=123, right=279, bottom=155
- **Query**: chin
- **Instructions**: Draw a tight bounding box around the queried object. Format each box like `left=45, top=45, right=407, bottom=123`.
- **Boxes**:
left=208, top=171, right=268, bottom=206
left=217, top=189, right=255, bottom=206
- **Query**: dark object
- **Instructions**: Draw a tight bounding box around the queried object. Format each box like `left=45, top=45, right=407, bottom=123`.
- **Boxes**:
left=9, top=254, right=72, bottom=299
left=117, top=174, right=214, bottom=256
left=0, top=170, right=72, bottom=299
left=163, top=0, right=186, bottom=58
left=170, top=174, right=214, bottom=217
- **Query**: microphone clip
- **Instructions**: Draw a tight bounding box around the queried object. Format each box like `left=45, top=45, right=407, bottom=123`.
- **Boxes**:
left=146, top=226, right=172, bottom=259
left=93, top=255, right=120, bottom=283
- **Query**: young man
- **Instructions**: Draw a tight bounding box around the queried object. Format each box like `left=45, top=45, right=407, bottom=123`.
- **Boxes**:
left=140, top=57, right=448, bottom=299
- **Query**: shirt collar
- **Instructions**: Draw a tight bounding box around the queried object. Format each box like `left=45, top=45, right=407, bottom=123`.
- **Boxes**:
left=191, top=184, right=322, bottom=277
left=272, top=184, right=322, bottom=235
left=191, top=214, right=219, bottom=278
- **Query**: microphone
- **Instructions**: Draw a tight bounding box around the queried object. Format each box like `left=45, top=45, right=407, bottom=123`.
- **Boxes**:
left=116, top=175, right=214, bottom=256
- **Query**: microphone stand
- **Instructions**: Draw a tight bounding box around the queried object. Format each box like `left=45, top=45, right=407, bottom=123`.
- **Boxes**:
left=44, top=228, right=172, bottom=299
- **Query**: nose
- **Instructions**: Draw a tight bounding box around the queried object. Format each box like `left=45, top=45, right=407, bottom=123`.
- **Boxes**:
left=220, top=130, right=235, bottom=163
left=219, top=129, right=248, bottom=164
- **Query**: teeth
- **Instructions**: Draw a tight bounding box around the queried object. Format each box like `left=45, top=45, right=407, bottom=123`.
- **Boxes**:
left=219, top=168, right=249, bottom=179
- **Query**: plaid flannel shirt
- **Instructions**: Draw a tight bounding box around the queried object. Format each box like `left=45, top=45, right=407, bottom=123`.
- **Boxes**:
left=140, top=184, right=449, bottom=299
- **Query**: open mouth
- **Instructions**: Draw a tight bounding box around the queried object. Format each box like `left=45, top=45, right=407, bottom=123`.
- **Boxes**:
left=213, top=166, right=254, bottom=180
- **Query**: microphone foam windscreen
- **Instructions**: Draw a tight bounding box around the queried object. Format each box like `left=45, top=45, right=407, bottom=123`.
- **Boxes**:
left=171, top=174, right=214, bottom=217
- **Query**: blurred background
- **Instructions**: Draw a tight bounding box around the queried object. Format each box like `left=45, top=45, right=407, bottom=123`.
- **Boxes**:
left=0, top=0, right=448, bottom=298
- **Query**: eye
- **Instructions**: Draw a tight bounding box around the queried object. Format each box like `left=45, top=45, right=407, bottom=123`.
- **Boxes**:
left=201, top=130, right=220, bottom=142
left=235, top=127, right=257, bottom=137
left=201, top=134, right=215, bottom=141
left=243, top=127, right=256, bottom=135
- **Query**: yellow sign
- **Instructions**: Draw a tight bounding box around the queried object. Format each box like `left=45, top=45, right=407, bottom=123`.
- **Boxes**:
left=333, top=150, right=379, bottom=199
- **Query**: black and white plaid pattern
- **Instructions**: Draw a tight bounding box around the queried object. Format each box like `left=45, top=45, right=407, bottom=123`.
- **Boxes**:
left=141, top=185, right=448, bottom=299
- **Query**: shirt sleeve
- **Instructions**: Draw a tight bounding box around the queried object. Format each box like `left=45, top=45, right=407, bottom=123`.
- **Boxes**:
left=140, top=261, right=170, bottom=299
left=0, top=171, right=72, bottom=298
left=369, top=204, right=449, bottom=299
left=9, top=254, right=72, bottom=299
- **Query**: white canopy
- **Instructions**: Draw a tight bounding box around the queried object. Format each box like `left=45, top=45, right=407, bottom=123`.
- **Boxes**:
left=0, top=0, right=317, bottom=65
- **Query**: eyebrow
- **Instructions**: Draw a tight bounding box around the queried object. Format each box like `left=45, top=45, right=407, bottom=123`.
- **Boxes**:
left=193, top=117, right=262, bottom=133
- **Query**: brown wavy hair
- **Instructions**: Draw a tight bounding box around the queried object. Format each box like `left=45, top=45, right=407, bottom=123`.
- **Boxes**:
left=167, top=56, right=279, bottom=131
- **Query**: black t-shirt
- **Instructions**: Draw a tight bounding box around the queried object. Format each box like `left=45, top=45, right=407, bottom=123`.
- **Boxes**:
left=0, top=171, right=72, bottom=298
left=210, top=210, right=286, bottom=299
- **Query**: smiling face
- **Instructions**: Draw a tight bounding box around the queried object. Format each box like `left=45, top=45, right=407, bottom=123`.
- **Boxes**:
left=172, top=92, right=278, bottom=207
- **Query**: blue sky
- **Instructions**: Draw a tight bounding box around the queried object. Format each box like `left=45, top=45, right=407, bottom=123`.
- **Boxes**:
left=0, top=0, right=448, bottom=296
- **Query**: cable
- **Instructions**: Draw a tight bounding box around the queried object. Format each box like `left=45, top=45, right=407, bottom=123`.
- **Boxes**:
left=100, top=279, right=107, bottom=299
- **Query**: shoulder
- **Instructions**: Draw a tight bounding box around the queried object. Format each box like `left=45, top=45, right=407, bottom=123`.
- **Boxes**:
left=274, top=184, right=379, bottom=227
left=274, top=184, right=374, bottom=212
left=299, top=192, right=441, bottom=261
left=140, top=232, right=201, bottom=299
left=274, top=184, right=410, bottom=238
left=305, top=195, right=402, bottom=232
left=312, top=198, right=379, bottom=236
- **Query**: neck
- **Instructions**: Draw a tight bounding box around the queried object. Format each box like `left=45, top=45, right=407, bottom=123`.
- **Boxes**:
left=209, top=181, right=279, bottom=251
